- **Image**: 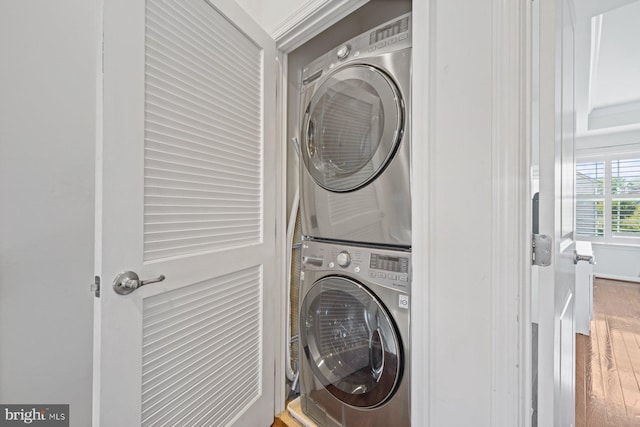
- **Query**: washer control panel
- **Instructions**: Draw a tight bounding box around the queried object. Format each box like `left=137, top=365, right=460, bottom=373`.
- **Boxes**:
left=336, top=251, right=351, bottom=267
left=301, top=239, right=411, bottom=292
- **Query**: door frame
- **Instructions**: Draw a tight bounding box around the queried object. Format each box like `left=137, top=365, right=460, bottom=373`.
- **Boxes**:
left=486, top=1, right=532, bottom=425
left=410, top=0, right=532, bottom=425
left=272, top=1, right=533, bottom=426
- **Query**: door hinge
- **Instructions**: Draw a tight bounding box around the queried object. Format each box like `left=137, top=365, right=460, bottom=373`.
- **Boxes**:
left=91, top=275, right=101, bottom=298
left=532, top=234, right=552, bottom=266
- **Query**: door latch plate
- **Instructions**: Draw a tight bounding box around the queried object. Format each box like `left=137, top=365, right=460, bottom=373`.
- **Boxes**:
left=532, top=234, right=552, bottom=266
left=91, top=276, right=101, bottom=298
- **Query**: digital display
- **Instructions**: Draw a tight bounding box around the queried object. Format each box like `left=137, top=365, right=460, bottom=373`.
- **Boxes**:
left=370, top=254, right=409, bottom=273
left=369, top=17, right=409, bottom=45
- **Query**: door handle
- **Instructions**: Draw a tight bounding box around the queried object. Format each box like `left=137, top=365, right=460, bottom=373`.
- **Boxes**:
left=573, top=250, right=594, bottom=265
left=113, top=271, right=166, bottom=295
left=369, top=328, right=385, bottom=382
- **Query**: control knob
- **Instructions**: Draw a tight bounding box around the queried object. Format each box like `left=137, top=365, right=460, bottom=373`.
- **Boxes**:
left=336, top=251, right=351, bottom=268
left=336, top=44, right=351, bottom=60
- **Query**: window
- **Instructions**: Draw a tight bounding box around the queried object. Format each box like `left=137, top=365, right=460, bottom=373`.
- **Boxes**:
left=576, top=156, right=640, bottom=244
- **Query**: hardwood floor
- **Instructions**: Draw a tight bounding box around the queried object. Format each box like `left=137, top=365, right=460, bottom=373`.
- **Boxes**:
left=272, top=409, right=303, bottom=427
left=576, top=278, right=640, bottom=427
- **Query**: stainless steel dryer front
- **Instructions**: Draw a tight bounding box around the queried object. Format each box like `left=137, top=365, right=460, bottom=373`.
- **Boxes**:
left=299, top=239, right=410, bottom=427
left=298, top=13, right=412, bottom=248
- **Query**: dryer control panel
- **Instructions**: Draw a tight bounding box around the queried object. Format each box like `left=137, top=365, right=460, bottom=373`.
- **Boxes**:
left=301, top=239, right=411, bottom=292
left=301, top=12, right=411, bottom=88
left=368, top=15, right=410, bottom=45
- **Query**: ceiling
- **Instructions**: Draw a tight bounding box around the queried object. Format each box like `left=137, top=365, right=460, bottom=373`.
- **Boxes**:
left=575, top=0, right=640, bottom=134
left=590, top=1, right=640, bottom=109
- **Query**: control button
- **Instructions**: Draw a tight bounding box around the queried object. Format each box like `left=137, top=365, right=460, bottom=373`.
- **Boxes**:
left=336, top=44, right=351, bottom=60
left=378, top=272, right=386, bottom=278
left=354, top=267, right=361, bottom=273
left=329, top=262, right=335, bottom=268
left=399, top=276, right=408, bottom=282
left=337, top=251, right=351, bottom=268
left=354, top=51, right=360, bottom=57
left=376, top=41, right=386, bottom=49
left=388, top=37, right=397, bottom=44
left=368, top=46, right=376, bottom=52
left=399, top=34, right=408, bottom=41
left=388, top=274, right=397, bottom=280
left=369, top=271, right=377, bottom=278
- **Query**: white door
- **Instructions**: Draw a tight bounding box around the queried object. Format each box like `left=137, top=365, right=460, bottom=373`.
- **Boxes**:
left=536, top=0, right=576, bottom=425
left=94, top=0, right=277, bottom=425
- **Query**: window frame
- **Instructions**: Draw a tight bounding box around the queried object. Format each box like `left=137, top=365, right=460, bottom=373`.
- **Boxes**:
left=576, top=152, right=640, bottom=246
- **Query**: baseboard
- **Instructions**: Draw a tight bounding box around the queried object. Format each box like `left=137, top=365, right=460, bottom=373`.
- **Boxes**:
left=594, top=273, right=640, bottom=284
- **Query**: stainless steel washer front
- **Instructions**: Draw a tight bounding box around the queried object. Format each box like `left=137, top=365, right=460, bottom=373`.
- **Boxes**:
left=299, top=239, right=410, bottom=427
left=301, top=276, right=401, bottom=408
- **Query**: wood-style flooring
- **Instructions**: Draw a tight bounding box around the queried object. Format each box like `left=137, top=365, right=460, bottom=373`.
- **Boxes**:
left=576, top=278, right=640, bottom=427
left=272, top=409, right=303, bottom=427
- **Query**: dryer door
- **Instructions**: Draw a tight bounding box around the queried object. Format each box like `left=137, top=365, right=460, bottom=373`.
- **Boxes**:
left=301, top=276, right=402, bottom=408
left=301, top=65, right=404, bottom=192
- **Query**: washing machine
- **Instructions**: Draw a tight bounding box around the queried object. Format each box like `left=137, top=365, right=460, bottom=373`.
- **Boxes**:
left=299, top=239, right=410, bottom=427
left=298, top=13, right=412, bottom=248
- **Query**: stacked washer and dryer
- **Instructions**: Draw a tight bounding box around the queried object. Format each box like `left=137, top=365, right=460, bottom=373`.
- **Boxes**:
left=296, top=13, right=412, bottom=427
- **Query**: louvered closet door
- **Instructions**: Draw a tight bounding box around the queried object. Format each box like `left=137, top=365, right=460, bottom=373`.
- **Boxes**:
left=95, top=0, right=277, bottom=426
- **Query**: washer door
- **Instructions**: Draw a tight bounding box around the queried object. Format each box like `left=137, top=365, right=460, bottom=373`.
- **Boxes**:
left=301, top=65, right=404, bottom=192
left=301, top=276, right=402, bottom=408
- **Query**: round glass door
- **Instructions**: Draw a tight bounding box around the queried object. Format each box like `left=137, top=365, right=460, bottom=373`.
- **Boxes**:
left=302, top=65, right=404, bottom=192
left=300, top=276, right=402, bottom=408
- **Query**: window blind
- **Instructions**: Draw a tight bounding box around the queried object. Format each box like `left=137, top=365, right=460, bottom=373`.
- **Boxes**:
left=611, top=158, right=640, bottom=236
left=576, top=161, right=604, bottom=237
left=575, top=157, right=640, bottom=242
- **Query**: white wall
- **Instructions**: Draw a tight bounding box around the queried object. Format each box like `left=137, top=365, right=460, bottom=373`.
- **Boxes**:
left=0, top=2, right=95, bottom=426
left=592, top=243, right=640, bottom=281
left=234, top=0, right=262, bottom=24
left=576, top=128, right=640, bottom=282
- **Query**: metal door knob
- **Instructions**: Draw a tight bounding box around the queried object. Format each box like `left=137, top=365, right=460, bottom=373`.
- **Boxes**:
left=113, top=271, right=165, bottom=295
left=573, top=251, right=595, bottom=265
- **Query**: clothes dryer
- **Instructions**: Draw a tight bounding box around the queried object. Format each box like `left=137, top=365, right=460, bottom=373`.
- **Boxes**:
left=299, top=239, right=410, bottom=427
left=298, top=14, right=411, bottom=248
